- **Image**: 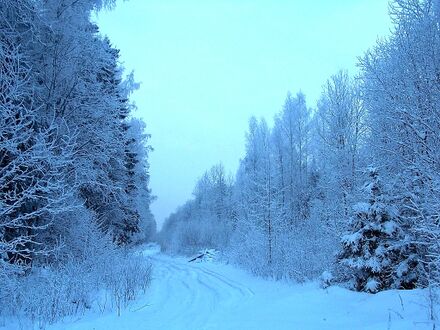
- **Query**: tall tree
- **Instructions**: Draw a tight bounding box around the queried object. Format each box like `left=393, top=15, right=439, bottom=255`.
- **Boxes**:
left=274, top=92, right=312, bottom=224
left=0, top=0, right=74, bottom=272
left=315, top=71, right=366, bottom=232
left=360, top=0, right=440, bottom=286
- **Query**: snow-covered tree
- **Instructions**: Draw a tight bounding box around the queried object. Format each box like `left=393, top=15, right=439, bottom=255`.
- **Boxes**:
left=125, top=118, right=156, bottom=244
left=0, top=0, right=77, bottom=274
left=1, top=0, right=155, bottom=277
left=273, top=92, right=312, bottom=224
left=338, top=168, right=420, bottom=292
left=316, top=71, right=366, bottom=231
left=0, top=0, right=155, bottom=326
left=360, top=0, right=440, bottom=286
left=231, top=117, right=276, bottom=272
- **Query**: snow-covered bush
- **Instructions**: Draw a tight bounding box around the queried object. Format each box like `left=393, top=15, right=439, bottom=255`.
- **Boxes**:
left=320, top=271, right=334, bottom=289
left=278, top=219, right=337, bottom=282
left=0, top=217, right=152, bottom=328
left=1, top=254, right=152, bottom=327
left=228, top=225, right=268, bottom=276
left=103, top=252, right=152, bottom=316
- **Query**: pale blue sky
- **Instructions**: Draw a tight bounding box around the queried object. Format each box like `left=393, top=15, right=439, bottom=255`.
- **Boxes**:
left=96, top=0, right=391, bottom=229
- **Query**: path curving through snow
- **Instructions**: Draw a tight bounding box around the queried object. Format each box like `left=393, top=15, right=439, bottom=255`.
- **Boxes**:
left=49, top=245, right=433, bottom=330
left=143, top=253, right=255, bottom=329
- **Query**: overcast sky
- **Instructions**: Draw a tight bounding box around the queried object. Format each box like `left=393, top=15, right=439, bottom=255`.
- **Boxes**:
left=96, top=0, right=392, bottom=229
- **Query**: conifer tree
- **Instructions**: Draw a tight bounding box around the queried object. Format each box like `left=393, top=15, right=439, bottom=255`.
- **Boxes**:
left=338, top=168, right=419, bottom=292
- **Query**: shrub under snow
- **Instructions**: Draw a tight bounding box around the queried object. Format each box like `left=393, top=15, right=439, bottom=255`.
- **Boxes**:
left=0, top=215, right=152, bottom=328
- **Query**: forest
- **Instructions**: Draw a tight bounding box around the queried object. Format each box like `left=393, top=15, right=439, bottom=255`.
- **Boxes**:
left=160, top=0, right=440, bottom=292
left=1, top=0, right=156, bottom=326
left=1, top=0, right=440, bottom=329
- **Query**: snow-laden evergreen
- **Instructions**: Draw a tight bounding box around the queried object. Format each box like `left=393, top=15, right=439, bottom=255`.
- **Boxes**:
left=338, top=168, right=420, bottom=292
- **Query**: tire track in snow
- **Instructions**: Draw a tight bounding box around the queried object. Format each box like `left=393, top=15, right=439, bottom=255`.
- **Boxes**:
left=196, top=266, right=255, bottom=296
left=145, top=254, right=254, bottom=329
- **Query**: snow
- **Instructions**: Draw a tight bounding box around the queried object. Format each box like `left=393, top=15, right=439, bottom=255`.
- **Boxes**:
left=320, top=271, right=333, bottom=288
left=353, top=202, right=370, bottom=214
left=383, top=220, right=399, bottom=235
left=366, top=278, right=380, bottom=293
left=36, top=245, right=434, bottom=330
left=342, top=232, right=362, bottom=246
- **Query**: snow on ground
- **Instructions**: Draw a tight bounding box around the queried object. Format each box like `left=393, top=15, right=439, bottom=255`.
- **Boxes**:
left=43, top=244, right=433, bottom=330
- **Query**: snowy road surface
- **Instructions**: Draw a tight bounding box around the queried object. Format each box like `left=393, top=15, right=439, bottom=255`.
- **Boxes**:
left=49, top=246, right=433, bottom=330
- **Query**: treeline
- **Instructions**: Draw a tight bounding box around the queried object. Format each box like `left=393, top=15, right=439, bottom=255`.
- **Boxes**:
left=160, top=0, right=440, bottom=293
left=1, top=0, right=155, bottom=325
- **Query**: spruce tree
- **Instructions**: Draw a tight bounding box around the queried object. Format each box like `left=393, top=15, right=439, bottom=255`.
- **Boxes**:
left=338, top=168, right=418, bottom=292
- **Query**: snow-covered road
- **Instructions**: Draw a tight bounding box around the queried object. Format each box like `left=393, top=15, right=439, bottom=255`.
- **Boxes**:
left=49, top=246, right=433, bottom=330
left=143, top=253, right=255, bottom=329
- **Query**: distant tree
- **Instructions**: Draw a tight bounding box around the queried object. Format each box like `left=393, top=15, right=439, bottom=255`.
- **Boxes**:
left=160, top=163, right=234, bottom=254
